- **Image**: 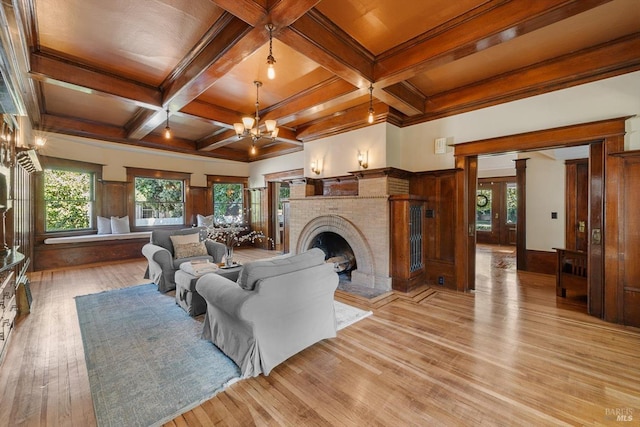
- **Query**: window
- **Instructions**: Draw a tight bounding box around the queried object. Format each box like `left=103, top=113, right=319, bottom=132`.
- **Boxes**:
left=134, top=177, right=185, bottom=226
left=506, top=182, right=517, bottom=224
left=43, top=169, right=94, bottom=232
left=213, top=183, right=244, bottom=224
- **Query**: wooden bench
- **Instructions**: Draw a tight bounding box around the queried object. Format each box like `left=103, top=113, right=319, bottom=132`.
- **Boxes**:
left=34, top=232, right=152, bottom=271
left=554, top=248, right=587, bottom=297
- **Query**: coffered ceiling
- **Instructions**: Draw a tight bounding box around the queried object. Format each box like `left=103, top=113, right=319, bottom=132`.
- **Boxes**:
left=5, top=0, right=640, bottom=162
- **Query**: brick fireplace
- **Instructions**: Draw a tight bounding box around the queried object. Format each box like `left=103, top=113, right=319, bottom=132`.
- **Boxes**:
left=289, top=170, right=410, bottom=291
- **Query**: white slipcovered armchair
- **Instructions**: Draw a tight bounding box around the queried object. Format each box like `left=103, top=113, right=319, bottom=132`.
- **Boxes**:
left=196, top=248, right=338, bottom=377
left=142, top=227, right=226, bottom=293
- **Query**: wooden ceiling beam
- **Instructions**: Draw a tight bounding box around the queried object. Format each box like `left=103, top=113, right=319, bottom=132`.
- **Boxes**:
left=209, top=0, right=267, bottom=26
left=267, top=0, right=321, bottom=28
left=414, top=33, right=640, bottom=122
left=374, top=0, right=614, bottom=87
left=280, top=9, right=373, bottom=89
left=41, top=113, right=194, bottom=151
left=249, top=142, right=303, bottom=162
left=281, top=9, right=431, bottom=116
left=29, top=52, right=162, bottom=110
left=379, top=82, right=426, bottom=116
left=296, top=101, right=388, bottom=142
left=180, top=100, right=240, bottom=129
left=40, top=113, right=249, bottom=161
left=261, top=77, right=358, bottom=125
left=196, top=124, right=299, bottom=151
left=196, top=129, right=239, bottom=151
left=210, top=0, right=318, bottom=27
left=127, top=14, right=256, bottom=140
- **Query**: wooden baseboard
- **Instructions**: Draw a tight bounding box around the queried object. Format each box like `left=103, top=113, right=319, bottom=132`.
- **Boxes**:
left=523, top=249, right=556, bottom=275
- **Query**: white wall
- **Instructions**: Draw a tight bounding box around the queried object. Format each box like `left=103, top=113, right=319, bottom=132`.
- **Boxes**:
left=248, top=151, right=304, bottom=188
left=523, top=152, right=566, bottom=251
left=478, top=153, right=517, bottom=178
left=35, top=133, right=249, bottom=186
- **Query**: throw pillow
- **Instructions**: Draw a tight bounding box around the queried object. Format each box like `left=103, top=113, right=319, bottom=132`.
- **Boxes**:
left=169, top=232, right=200, bottom=250
left=152, top=228, right=201, bottom=254
left=110, top=216, right=130, bottom=234
left=97, top=216, right=112, bottom=234
left=237, top=247, right=326, bottom=291
left=196, top=214, right=214, bottom=227
left=173, top=241, right=208, bottom=259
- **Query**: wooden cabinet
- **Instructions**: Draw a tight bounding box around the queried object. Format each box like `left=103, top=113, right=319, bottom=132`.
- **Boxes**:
left=0, top=251, right=25, bottom=363
left=389, top=195, right=426, bottom=292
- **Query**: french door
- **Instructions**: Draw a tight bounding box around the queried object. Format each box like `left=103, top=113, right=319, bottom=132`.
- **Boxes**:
left=476, top=178, right=517, bottom=245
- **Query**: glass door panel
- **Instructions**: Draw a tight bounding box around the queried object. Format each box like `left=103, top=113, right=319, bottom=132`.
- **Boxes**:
left=476, top=188, right=493, bottom=232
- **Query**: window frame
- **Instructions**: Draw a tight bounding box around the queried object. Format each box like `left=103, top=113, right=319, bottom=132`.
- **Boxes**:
left=127, top=167, right=190, bottom=230
left=36, top=156, right=102, bottom=237
left=206, top=175, right=249, bottom=226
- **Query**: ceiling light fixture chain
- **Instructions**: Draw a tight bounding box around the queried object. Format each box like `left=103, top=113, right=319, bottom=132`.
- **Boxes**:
left=367, top=84, right=374, bottom=124
left=233, top=80, right=279, bottom=154
left=266, top=23, right=276, bottom=80
left=164, top=108, right=172, bottom=139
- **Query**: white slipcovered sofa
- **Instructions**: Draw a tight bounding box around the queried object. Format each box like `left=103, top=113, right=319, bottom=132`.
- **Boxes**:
left=196, top=248, right=338, bottom=377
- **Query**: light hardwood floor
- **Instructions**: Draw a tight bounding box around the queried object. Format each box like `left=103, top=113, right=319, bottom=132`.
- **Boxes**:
left=1, top=246, right=639, bottom=426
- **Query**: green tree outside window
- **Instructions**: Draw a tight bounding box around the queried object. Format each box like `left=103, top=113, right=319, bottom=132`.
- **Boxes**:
left=44, top=169, right=93, bottom=231
left=134, top=177, right=184, bottom=226
left=213, top=183, right=244, bottom=224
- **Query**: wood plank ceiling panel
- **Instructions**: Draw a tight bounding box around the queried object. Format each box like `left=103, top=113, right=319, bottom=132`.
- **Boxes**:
left=35, top=0, right=225, bottom=85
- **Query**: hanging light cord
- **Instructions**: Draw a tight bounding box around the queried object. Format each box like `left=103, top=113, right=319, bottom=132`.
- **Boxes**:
left=367, top=84, right=375, bottom=124
left=266, top=24, right=276, bottom=79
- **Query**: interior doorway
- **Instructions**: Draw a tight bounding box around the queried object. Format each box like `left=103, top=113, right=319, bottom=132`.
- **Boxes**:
left=456, top=117, right=628, bottom=321
left=476, top=177, right=517, bottom=246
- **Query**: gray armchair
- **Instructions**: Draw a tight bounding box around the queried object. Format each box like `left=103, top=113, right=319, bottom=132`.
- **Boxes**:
left=142, top=227, right=226, bottom=293
left=196, top=248, right=339, bottom=377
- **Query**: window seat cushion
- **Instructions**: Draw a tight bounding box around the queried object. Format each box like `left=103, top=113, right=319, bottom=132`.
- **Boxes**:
left=44, top=231, right=151, bottom=245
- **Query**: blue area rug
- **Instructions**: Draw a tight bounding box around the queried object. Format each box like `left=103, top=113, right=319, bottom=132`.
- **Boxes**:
left=75, top=284, right=241, bottom=427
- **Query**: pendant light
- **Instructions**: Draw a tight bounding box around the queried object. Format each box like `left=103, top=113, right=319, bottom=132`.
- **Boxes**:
left=233, top=81, right=279, bottom=153
left=367, top=84, right=374, bottom=124
left=266, top=24, right=276, bottom=80
left=163, top=109, right=172, bottom=139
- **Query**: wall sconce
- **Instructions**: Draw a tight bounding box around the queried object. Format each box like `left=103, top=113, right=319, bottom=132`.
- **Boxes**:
left=35, top=136, right=46, bottom=147
left=358, top=151, right=368, bottom=169
left=310, top=159, right=321, bottom=175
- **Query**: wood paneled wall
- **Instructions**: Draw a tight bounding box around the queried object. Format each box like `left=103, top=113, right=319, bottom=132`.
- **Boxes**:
left=564, top=159, right=589, bottom=251
left=13, top=161, right=32, bottom=266
left=410, top=170, right=457, bottom=289
left=611, top=150, right=640, bottom=327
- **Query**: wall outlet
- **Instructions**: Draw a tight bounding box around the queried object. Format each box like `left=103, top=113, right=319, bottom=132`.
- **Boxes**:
left=438, top=276, right=444, bottom=285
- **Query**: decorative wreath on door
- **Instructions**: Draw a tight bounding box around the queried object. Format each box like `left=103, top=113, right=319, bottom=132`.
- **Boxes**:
left=476, top=194, right=488, bottom=207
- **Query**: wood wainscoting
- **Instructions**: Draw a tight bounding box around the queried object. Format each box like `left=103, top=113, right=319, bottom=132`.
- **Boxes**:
left=33, top=239, right=148, bottom=271
left=524, top=249, right=556, bottom=276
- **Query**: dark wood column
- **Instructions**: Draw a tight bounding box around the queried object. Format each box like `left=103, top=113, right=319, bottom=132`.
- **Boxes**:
left=454, top=154, right=477, bottom=292
left=602, top=136, right=626, bottom=322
